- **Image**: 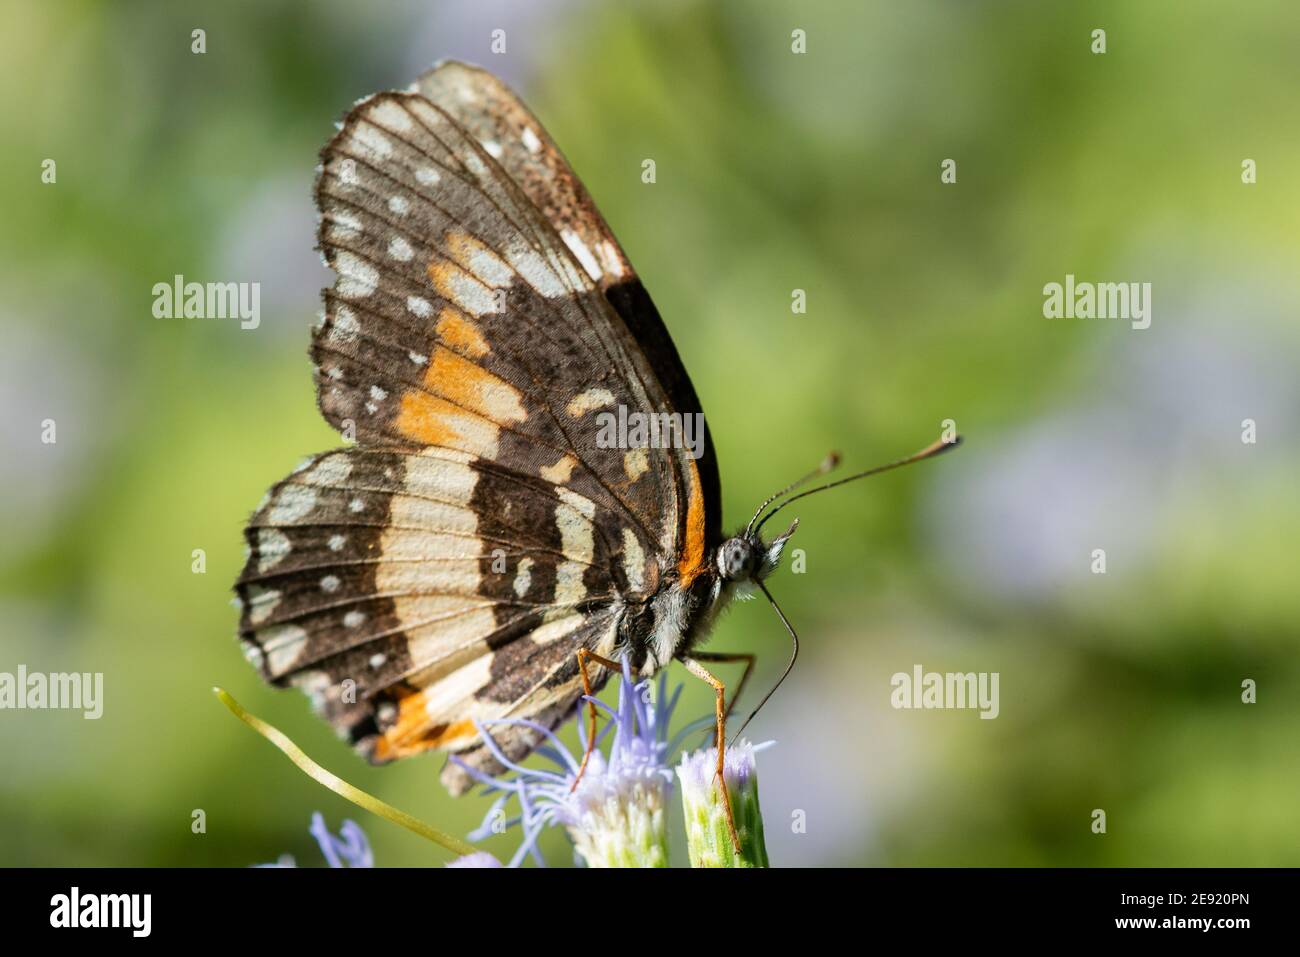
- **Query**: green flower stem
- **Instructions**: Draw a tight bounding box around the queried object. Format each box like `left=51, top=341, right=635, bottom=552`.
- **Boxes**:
left=214, top=687, right=478, bottom=859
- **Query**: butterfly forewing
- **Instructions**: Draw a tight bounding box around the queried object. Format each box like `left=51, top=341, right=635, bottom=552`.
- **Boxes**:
left=414, top=62, right=723, bottom=558
left=314, top=91, right=678, bottom=553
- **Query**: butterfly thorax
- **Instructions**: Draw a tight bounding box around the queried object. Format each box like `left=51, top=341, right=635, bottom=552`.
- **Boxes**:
left=618, top=527, right=795, bottom=676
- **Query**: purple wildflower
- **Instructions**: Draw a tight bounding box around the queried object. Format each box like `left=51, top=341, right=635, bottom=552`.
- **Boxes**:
left=255, top=812, right=373, bottom=868
left=453, top=658, right=707, bottom=867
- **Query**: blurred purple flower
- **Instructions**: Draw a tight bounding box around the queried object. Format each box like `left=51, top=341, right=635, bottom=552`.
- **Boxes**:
left=255, top=812, right=373, bottom=868
left=453, top=658, right=707, bottom=867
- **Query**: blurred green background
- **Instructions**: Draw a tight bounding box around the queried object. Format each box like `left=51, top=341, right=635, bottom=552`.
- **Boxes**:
left=2, top=0, right=1297, bottom=867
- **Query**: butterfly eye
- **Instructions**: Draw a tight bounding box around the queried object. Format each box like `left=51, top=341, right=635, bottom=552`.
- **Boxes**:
left=717, top=538, right=753, bottom=581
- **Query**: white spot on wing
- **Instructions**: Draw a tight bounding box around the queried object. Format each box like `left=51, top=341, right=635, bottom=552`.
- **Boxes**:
left=329, top=305, right=360, bottom=344
left=597, top=240, right=626, bottom=278
left=513, top=557, right=533, bottom=598
left=388, top=237, right=414, bottom=262
left=459, top=238, right=513, bottom=288
left=567, top=388, right=615, bottom=417
left=368, top=98, right=413, bottom=132
left=406, top=296, right=432, bottom=318
left=335, top=252, right=378, bottom=299
left=624, top=447, right=649, bottom=482
left=352, top=123, right=393, bottom=158
left=557, top=488, right=594, bottom=521
left=504, top=241, right=568, bottom=298
left=262, top=623, right=308, bottom=674
left=329, top=210, right=363, bottom=237
left=622, top=528, right=646, bottom=592
left=290, top=668, right=330, bottom=707
left=246, top=586, right=281, bottom=626
left=310, top=454, right=353, bottom=486
left=432, top=262, right=500, bottom=316
left=256, top=528, right=291, bottom=573
left=521, top=126, right=542, bottom=153
left=553, top=488, right=596, bottom=611
left=561, top=229, right=601, bottom=281
left=269, top=485, right=318, bottom=523
left=540, top=454, right=577, bottom=484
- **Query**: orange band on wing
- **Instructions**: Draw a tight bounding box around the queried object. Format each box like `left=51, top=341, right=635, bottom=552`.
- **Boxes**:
left=393, top=389, right=494, bottom=451
left=427, top=717, right=479, bottom=747
left=425, top=347, right=526, bottom=424
left=435, top=306, right=490, bottom=359
left=677, top=458, right=707, bottom=586
left=372, top=692, right=481, bottom=760
left=392, top=346, right=526, bottom=451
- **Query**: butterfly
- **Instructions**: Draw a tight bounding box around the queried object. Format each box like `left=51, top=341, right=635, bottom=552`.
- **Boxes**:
left=233, top=60, right=959, bottom=829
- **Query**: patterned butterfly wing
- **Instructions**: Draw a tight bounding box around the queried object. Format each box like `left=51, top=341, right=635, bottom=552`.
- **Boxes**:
left=413, top=61, right=721, bottom=557
left=238, top=445, right=621, bottom=786
left=235, top=63, right=721, bottom=792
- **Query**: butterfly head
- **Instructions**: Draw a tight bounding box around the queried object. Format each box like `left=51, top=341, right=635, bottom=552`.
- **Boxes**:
left=715, top=519, right=799, bottom=585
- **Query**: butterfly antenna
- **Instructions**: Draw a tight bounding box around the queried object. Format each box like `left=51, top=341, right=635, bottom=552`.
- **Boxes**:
left=729, top=580, right=799, bottom=745
left=744, top=451, right=841, bottom=538
left=755, top=433, right=962, bottom=538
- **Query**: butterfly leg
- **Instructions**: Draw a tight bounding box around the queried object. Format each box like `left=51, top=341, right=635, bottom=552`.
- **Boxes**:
left=688, top=651, right=756, bottom=727
left=570, top=647, right=623, bottom=793
left=681, top=656, right=742, bottom=855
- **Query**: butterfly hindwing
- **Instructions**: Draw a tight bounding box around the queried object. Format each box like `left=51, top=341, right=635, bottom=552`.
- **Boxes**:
left=236, top=446, right=623, bottom=788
